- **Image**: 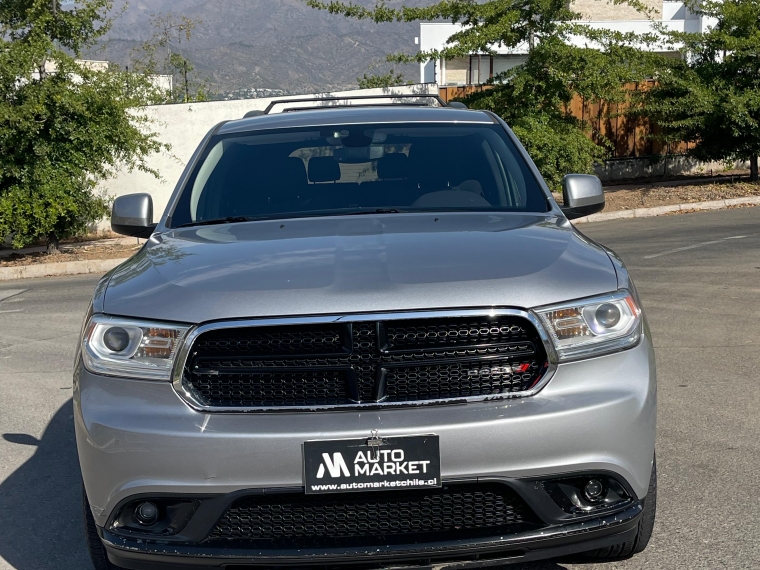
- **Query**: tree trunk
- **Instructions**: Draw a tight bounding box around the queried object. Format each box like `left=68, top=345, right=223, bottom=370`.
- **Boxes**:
left=750, top=156, right=759, bottom=182
left=184, top=63, right=189, bottom=103
left=47, top=232, right=60, bottom=255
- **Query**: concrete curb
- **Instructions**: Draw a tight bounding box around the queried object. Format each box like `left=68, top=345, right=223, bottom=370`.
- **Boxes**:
left=574, top=195, right=760, bottom=224
left=0, top=258, right=127, bottom=282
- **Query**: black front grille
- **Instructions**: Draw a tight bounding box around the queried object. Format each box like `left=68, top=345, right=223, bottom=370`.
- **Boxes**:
left=380, top=317, right=533, bottom=353
left=191, top=369, right=351, bottom=408
left=385, top=358, right=543, bottom=401
left=207, top=484, right=539, bottom=548
left=194, top=324, right=349, bottom=357
left=184, top=315, right=548, bottom=408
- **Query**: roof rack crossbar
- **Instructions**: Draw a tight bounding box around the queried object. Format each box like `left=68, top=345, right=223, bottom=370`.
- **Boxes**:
left=280, top=101, right=435, bottom=113
left=257, top=93, right=450, bottom=115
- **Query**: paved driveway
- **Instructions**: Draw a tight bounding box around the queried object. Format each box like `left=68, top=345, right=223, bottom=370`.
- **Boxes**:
left=0, top=207, right=758, bottom=569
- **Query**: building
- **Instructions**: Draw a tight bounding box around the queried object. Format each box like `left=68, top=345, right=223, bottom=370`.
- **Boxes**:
left=419, top=1, right=717, bottom=85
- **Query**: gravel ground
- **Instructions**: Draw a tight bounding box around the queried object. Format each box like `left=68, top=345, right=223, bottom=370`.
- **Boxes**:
left=551, top=180, right=760, bottom=213
left=602, top=180, right=760, bottom=211
left=0, top=243, right=140, bottom=267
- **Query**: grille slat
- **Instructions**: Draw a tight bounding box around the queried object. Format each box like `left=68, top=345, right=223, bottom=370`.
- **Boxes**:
left=385, top=358, right=543, bottom=401
left=208, top=484, right=539, bottom=547
left=184, top=315, right=548, bottom=409
left=191, top=369, right=351, bottom=407
left=381, top=318, right=533, bottom=353
left=194, top=324, right=349, bottom=357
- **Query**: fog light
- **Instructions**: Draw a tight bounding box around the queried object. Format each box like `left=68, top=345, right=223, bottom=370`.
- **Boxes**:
left=583, top=479, right=606, bottom=503
left=543, top=475, right=631, bottom=514
left=135, top=502, right=159, bottom=526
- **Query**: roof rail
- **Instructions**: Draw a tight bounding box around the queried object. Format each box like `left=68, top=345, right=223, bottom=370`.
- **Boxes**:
left=241, top=94, right=455, bottom=118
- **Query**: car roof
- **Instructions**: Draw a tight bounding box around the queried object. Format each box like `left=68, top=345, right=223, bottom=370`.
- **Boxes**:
left=216, top=106, right=497, bottom=135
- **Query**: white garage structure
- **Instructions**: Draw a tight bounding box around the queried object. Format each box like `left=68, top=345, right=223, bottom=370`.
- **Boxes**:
left=419, top=1, right=718, bottom=85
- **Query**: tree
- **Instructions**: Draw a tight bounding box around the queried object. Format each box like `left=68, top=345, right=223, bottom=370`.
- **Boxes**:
left=0, top=0, right=166, bottom=251
left=306, top=0, right=658, bottom=190
left=131, top=13, right=211, bottom=104
left=644, top=0, right=760, bottom=181
left=358, top=67, right=410, bottom=89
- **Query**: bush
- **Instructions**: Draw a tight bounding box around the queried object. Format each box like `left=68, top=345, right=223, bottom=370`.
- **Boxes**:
left=0, top=1, right=166, bottom=250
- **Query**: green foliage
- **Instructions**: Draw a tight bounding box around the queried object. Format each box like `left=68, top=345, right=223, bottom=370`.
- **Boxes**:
left=482, top=107, right=608, bottom=191
left=357, top=68, right=410, bottom=89
left=0, top=0, right=167, bottom=249
left=306, top=0, right=659, bottom=190
left=131, top=13, right=211, bottom=104
left=510, top=117, right=606, bottom=190
left=463, top=32, right=657, bottom=189
left=644, top=0, right=760, bottom=179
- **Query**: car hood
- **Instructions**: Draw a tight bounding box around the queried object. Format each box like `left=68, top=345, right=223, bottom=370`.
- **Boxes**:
left=104, top=213, right=617, bottom=323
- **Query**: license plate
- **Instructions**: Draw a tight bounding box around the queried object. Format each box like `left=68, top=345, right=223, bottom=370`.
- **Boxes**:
left=303, top=434, right=441, bottom=494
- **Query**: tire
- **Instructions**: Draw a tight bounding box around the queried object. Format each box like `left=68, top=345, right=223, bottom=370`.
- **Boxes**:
left=584, top=458, right=657, bottom=560
left=82, top=484, right=122, bottom=570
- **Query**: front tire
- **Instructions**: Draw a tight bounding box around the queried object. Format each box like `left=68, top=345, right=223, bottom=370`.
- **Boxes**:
left=584, top=458, right=657, bottom=560
left=82, top=484, right=122, bottom=570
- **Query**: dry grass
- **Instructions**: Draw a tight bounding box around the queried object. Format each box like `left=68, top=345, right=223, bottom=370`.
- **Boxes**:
left=0, top=243, right=140, bottom=267
left=554, top=181, right=760, bottom=212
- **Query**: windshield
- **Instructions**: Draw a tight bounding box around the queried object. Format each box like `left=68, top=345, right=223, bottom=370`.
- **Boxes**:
left=169, top=122, right=548, bottom=227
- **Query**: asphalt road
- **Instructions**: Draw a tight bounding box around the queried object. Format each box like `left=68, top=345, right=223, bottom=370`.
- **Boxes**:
left=0, top=207, right=758, bottom=570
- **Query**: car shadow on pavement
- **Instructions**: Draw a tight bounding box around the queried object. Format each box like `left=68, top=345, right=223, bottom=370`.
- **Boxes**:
left=0, top=399, right=580, bottom=570
left=0, top=399, right=93, bottom=570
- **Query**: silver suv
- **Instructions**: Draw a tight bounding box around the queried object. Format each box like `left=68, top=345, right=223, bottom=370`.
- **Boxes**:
left=76, top=96, right=656, bottom=570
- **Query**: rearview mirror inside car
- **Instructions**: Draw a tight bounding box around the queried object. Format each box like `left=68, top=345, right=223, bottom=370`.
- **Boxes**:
left=561, top=174, right=605, bottom=220
left=112, top=193, right=156, bottom=238
left=333, top=145, right=384, bottom=163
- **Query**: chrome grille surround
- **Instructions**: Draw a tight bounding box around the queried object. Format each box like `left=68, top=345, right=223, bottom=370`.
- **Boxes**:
left=171, top=309, right=558, bottom=412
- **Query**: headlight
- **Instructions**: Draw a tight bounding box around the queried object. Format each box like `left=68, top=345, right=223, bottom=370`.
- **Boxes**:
left=82, top=315, right=191, bottom=381
left=534, top=290, right=642, bottom=361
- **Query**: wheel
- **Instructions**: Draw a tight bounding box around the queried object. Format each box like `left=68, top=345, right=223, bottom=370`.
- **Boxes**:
left=584, top=458, right=657, bottom=560
left=82, top=484, right=122, bottom=570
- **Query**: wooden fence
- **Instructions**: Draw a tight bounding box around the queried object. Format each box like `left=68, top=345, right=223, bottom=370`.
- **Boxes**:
left=439, top=83, right=689, bottom=159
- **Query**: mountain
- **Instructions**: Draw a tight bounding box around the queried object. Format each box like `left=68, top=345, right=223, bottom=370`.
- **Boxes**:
left=93, top=0, right=424, bottom=96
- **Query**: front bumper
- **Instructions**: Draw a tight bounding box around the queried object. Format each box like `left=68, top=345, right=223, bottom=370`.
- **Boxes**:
left=75, top=336, right=655, bottom=565
left=101, top=502, right=643, bottom=569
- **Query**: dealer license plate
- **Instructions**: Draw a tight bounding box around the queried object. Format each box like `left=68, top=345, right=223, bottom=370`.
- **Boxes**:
left=303, top=434, right=441, bottom=494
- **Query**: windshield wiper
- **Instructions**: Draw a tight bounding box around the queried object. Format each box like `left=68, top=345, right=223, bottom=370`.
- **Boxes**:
left=178, top=209, right=409, bottom=228
left=344, top=208, right=406, bottom=215
left=177, top=216, right=265, bottom=228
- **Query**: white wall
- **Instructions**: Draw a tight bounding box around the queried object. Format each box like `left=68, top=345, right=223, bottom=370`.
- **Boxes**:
left=98, top=84, right=438, bottom=225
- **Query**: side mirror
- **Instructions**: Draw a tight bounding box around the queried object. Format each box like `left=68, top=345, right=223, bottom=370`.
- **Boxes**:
left=561, top=174, right=605, bottom=220
left=111, top=193, right=156, bottom=238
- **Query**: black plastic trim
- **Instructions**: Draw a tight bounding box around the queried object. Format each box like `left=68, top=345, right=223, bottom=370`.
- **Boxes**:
left=103, top=474, right=640, bottom=546
left=562, top=203, right=605, bottom=220
left=102, top=505, right=641, bottom=569
left=111, top=223, right=157, bottom=239
left=184, top=315, right=547, bottom=409
left=261, top=94, right=449, bottom=114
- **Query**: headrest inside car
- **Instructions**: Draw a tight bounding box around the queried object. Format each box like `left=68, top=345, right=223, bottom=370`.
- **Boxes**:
left=377, top=153, right=409, bottom=180
left=308, top=156, right=341, bottom=183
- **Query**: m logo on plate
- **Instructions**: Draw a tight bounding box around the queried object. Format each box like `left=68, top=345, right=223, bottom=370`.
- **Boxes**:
left=316, top=452, right=351, bottom=479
